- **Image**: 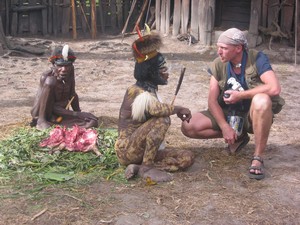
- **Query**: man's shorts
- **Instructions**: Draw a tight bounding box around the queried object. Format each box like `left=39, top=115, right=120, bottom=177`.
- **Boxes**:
left=201, top=109, right=254, bottom=134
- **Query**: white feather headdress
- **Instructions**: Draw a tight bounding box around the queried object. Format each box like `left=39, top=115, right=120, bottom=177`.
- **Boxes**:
left=62, top=45, right=69, bottom=61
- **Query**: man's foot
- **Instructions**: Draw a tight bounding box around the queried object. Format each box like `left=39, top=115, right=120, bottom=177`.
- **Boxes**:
left=84, top=118, right=99, bottom=128
left=124, top=164, right=172, bottom=182
left=36, top=120, right=51, bottom=130
left=29, top=118, right=37, bottom=127
left=228, top=134, right=250, bottom=154
left=139, top=165, right=173, bottom=182
left=249, top=156, right=265, bottom=180
left=125, top=164, right=140, bottom=180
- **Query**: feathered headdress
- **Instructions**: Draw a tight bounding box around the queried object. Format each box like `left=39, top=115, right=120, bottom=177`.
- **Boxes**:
left=132, top=24, right=162, bottom=63
left=49, top=45, right=76, bottom=65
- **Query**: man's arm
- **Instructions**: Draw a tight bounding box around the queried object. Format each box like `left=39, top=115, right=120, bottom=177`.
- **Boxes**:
left=208, top=76, right=237, bottom=143
left=225, top=70, right=281, bottom=103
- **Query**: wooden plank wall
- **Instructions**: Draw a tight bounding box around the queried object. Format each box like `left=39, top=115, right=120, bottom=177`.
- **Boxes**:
left=1, top=0, right=299, bottom=49
left=219, top=0, right=251, bottom=30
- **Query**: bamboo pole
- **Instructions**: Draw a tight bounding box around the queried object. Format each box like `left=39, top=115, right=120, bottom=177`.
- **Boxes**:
left=71, top=0, right=77, bottom=39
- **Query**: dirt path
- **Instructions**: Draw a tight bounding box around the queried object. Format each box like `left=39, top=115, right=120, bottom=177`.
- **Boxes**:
left=0, top=36, right=299, bottom=224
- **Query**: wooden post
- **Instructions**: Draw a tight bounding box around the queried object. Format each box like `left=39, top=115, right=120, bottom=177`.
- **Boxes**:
left=116, top=0, right=123, bottom=29
left=199, top=0, right=204, bottom=44
left=267, top=0, right=280, bottom=28
left=155, top=0, right=161, bottom=31
left=61, top=0, right=71, bottom=37
left=41, top=0, right=47, bottom=35
left=295, top=0, right=298, bottom=64
left=29, top=0, right=39, bottom=35
left=248, top=0, right=261, bottom=48
left=172, top=0, right=181, bottom=36
left=47, top=0, right=53, bottom=34
left=280, top=0, right=294, bottom=38
left=78, top=0, right=87, bottom=34
left=181, top=0, right=190, bottom=34
left=11, top=0, right=18, bottom=36
left=209, top=0, right=215, bottom=31
left=110, top=0, right=117, bottom=32
left=5, top=0, right=9, bottom=34
left=71, top=0, right=77, bottom=39
left=160, top=0, right=166, bottom=33
left=191, top=0, right=199, bottom=39
left=165, top=0, right=170, bottom=35
left=0, top=16, right=9, bottom=49
left=53, top=0, right=58, bottom=36
left=262, top=0, right=268, bottom=27
left=91, top=0, right=97, bottom=39
left=205, top=5, right=213, bottom=46
left=98, top=0, right=105, bottom=34
left=297, top=0, right=300, bottom=51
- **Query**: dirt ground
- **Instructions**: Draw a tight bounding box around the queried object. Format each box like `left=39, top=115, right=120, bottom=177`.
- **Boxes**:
left=0, top=34, right=299, bottom=225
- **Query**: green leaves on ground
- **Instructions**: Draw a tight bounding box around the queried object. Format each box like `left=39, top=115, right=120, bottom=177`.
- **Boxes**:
left=0, top=127, right=120, bottom=184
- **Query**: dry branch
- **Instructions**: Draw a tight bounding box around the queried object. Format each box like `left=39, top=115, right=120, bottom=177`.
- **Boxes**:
left=31, top=208, right=48, bottom=221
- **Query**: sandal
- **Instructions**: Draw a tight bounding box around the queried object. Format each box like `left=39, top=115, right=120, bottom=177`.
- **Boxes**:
left=228, top=134, right=250, bottom=154
left=249, top=156, right=265, bottom=180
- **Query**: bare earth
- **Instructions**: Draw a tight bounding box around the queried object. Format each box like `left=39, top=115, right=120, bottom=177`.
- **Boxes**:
left=0, top=35, right=299, bottom=225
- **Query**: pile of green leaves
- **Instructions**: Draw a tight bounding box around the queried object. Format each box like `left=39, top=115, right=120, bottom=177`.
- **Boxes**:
left=0, top=126, right=121, bottom=184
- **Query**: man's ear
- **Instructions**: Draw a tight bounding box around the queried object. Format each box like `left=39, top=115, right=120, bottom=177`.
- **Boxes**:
left=236, top=45, right=243, bottom=53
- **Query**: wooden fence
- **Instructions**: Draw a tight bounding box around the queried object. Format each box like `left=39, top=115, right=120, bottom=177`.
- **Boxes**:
left=0, top=0, right=145, bottom=38
left=0, top=0, right=299, bottom=49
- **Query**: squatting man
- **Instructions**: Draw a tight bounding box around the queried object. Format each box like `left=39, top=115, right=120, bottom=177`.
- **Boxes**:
left=181, top=28, right=285, bottom=180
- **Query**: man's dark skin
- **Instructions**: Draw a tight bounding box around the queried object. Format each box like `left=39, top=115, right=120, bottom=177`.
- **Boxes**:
left=31, top=46, right=98, bottom=130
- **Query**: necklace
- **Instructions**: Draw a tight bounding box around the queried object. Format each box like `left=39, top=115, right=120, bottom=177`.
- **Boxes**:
left=234, top=63, right=242, bottom=68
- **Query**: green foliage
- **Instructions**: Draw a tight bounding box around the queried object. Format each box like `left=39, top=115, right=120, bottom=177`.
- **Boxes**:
left=0, top=126, right=121, bottom=184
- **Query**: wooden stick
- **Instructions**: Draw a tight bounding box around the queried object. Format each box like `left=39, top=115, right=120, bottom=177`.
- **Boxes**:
left=122, top=0, right=137, bottom=37
left=79, top=1, right=91, bottom=33
left=65, top=96, right=75, bottom=110
left=132, top=0, right=149, bottom=33
left=56, top=96, right=75, bottom=123
left=31, top=208, right=48, bottom=221
left=171, top=67, right=186, bottom=105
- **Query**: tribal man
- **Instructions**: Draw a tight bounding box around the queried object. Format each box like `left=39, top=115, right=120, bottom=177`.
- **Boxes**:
left=30, top=45, right=98, bottom=130
left=115, top=31, right=195, bottom=182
